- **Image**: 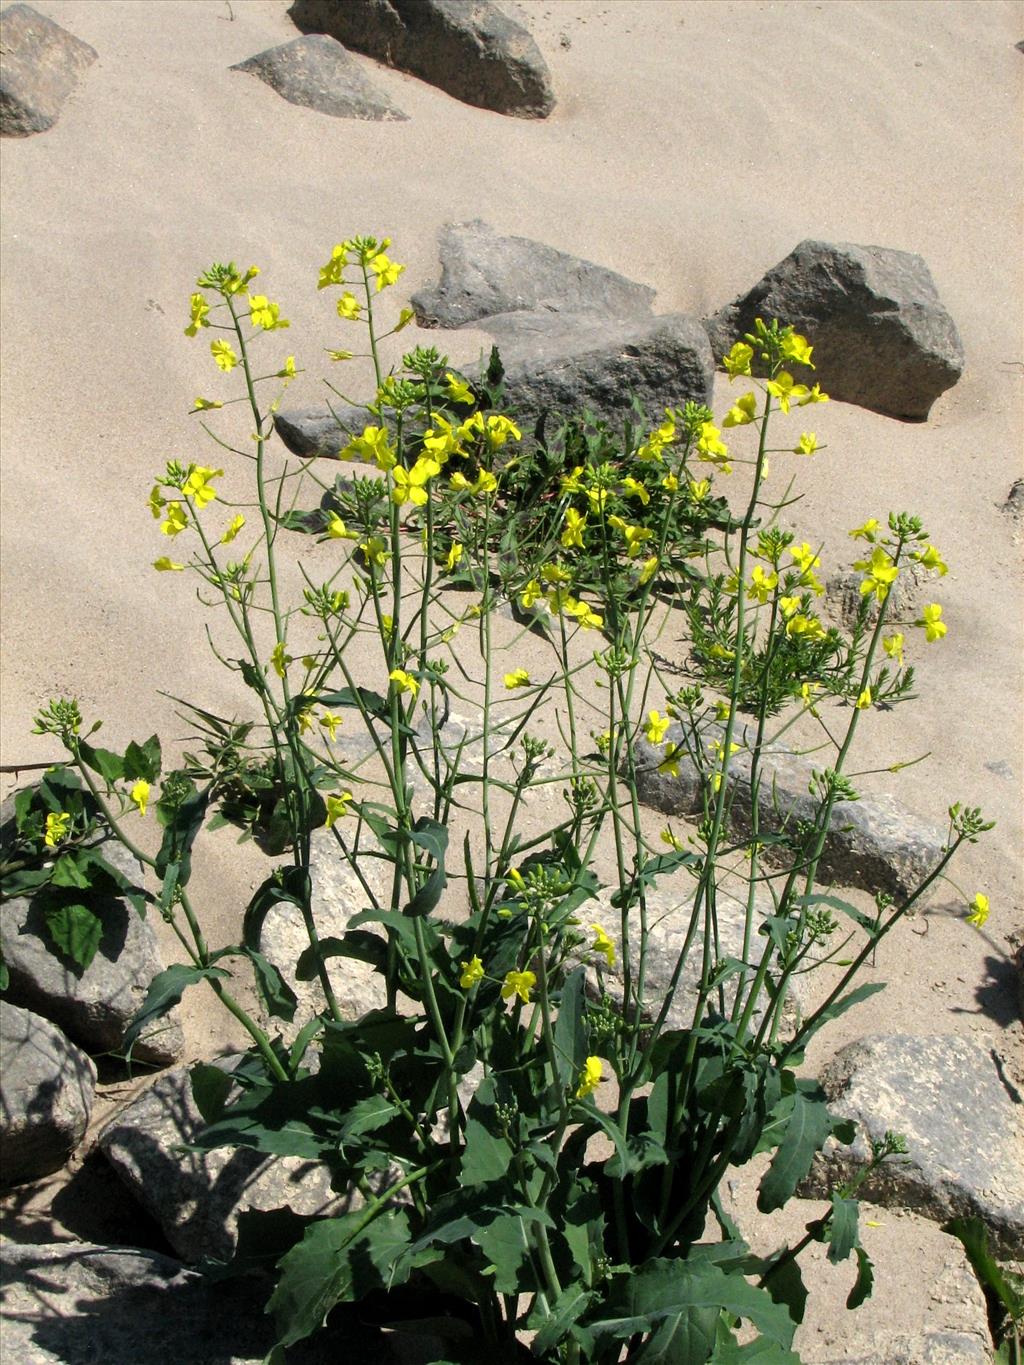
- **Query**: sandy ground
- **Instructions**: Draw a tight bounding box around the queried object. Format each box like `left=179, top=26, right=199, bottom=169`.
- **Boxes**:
left=1, top=0, right=1022, bottom=1357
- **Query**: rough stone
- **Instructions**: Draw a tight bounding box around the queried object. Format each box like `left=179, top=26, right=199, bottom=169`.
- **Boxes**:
left=0, top=831, right=185, bottom=1068
left=96, top=1060, right=349, bottom=1263
left=705, top=240, right=964, bottom=420
left=412, top=220, right=655, bottom=329
left=0, top=3, right=97, bottom=137
left=1000, top=478, right=1024, bottom=541
left=274, top=403, right=374, bottom=460
left=801, top=1033, right=1024, bottom=1259
left=805, top=1332, right=991, bottom=1365
left=231, top=33, right=407, bottom=121
left=288, top=0, right=555, bottom=118
left=0, top=1002, right=96, bottom=1185
left=633, top=722, right=945, bottom=901
left=824, top=558, right=931, bottom=630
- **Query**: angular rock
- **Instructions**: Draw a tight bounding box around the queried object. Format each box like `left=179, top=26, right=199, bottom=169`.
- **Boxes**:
left=824, top=558, right=930, bottom=630
left=231, top=33, right=407, bottom=121
left=705, top=240, right=964, bottom=420
left=486, top=308, right=714, bottom=433
left=288, top=0, right=555, bottom=118
left=274, top=403, right=374, bottom=460
left=0, top=833, right=184, bottom=1068
left=805, top=1332, right=991, bottom=1365
left=412, top=220, right=655, bottom=329
left=0, top=3, right=97, bottom=137
left=802, top=1033, right=1024, bottom=1259
left=0, top=1001, right=96, bottom=1185
left=0, top=1239, right=274, bottom=1365
left=1000, top=478, right=1024, bottom=541
left=634, top=723, right=945, bottom=901
left=96, top=1060, right=348, bottom=1263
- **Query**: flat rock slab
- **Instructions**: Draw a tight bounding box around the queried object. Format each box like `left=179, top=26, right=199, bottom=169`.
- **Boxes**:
left=705, top=240, right=964, bottom=420
left=412, top=219, right=656, bottom=329
left=802, top=1033, right=1024, bottom=1259
left=0, top=832, right=184, bottom=1068
left=288, top=0, right=555, bottom=118
left=0, top=3, right=97, bottom=136
left=634, top=722, right=945, bottom=901
left=96, top=1061, right=348, bottom=1263
left=0, top=1002, right=96, bottom=1185
left=231, top=33, right=407, bottom=121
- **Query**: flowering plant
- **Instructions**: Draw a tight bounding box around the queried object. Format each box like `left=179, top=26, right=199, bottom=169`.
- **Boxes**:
left=4, top=238, right=994, bottom=1362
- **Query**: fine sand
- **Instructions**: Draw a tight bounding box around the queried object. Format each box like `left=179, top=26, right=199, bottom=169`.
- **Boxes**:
left=1, top=1, right=1022, bottom=1357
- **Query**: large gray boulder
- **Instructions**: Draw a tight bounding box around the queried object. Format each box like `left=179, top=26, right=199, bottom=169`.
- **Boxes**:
left=231, top=33, right=407, bottom=121
left=634, top=722, right=945, bottom=901
left=802, top=1033, right=1024, bottom=1259
left=96, top=1060, right=349, bottom=1263
left=704, top=240, right=964, bottom=420
left=0, top=3, right=97, bottom=137
left=1, top=1001, right=96, bottom=1185
left=0, top=835, right=184, bottom=1068
left=288, top=0, right=555, bottom=117
left=412, top=220, right=656, bottom=329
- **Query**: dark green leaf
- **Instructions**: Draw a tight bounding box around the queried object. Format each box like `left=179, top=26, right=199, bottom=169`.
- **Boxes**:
left=404, top=865, right=446, bottom=918
left=828, top=1196, right=859, bottom=1264
left=243, top=866, right=310, bottom=949
left=552, top=967, right=587, bottom=1089
left=124, top=963, right=230, bottom=1054
left=795, top=893, right=878, bottom=938
left=77, top=741, right=124, bottom=784
left=48, top=854, right=92, bottom=889
left=757, top=1091, right=831, bottom=1213
left=244, top=947, right=298, bottom=1022
left=409, top=816, right=449, bottom=865
left=296, top=931, right=386, bottom=981
left=710, top=1318, right=802, bottom=1362
left=154, top=785, right=208, bottom=886
left=124, top=735, right=162, bottom=783
left=942, top=1216, right=1024, bottom=1319
left=44, top=899, right=103, bottom=972
left=761, top=1253, right=807, bottom=1327
left=313, top=687, right=388, bottom=719
left=190, top=1062, right=234, bottom=1123
left=460, top=1116, right=513, bottom=1187
left=846, top=1245, right=874, bottom=1310
left=785, top=982, right=887, bottom=1062
left=474, top=1213, right=533, bottom=1295
left=530, top=1284, right=596, bottom=1355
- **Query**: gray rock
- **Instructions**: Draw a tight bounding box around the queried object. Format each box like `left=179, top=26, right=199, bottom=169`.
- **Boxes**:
left=802, top=1033, right=1024, bottom=1259
left=288, top=0, right=555, bottom=118
left=0, top=1239, right=273, bottom=1364
left=96, top=1060, right=350, bottom=1263
left=274, top=403, right=374, bottom=460
left=0, top=835, right=184, bottom=1068
left=705, top=240, right=964, bottom=420
left=1000, top=478, right=1024, bottom=540
left=634, top=723, right=945, bottom=901
left=0, top=3, right=97, bottom=137
left=805, top=1332, right=991, bottom=1365
left=490, top=308, right=715, bottom=433
left=231, top=33, right=407, bottom=121
left=412, top=219, right=655, bottom=329
left=824, top=558, right=931, bottom=630
left=1, top=1002, right=96, bottom=1185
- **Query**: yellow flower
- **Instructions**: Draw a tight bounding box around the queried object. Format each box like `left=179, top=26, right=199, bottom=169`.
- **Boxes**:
left=661, top=827, right=685, bottom=852
left=658, top=742, right=682, bottom=777
left=722, top=341, right=753, bottom=378
left=785, top=613, right=826, bottom=642
left=504, top=669, right=530, bottom=689
left=855, top=546, right=899, bottom=602
left=446, top=541, right=464, bottom=572
left=220, top=513, right=245, bottom=544
left=794, top=432, right=819, bottom=455
left=561, top=507, right=587, bottom=549
left=723, top=392, right=758, bottom=427
left=780, top=332, right=814, bottom=369
left=342, top=425, right=396, bottom=471
left=392, top=456, right=441, bottom=507
left=44, top=811, right=71, bottom=847
left=661, top=472, right=679, bottom=493
left=882, top=632, right=904, bottom=665
left=460, top=956, right=485, bottom=989
left=153, top=556, right=184, bottom=571
left=688, top=478, right=711, bottom=503
left=482, top=415, right=521, bottom=448
left=161, top=502, right=188, bottom=536
left=389, top=668, right=420, bottom=699
left=519, top=579, right=543, bottom=610
left=210, top=339, right=237, bottom=372
left=271, top=642, right=291, bottom=678
left=798, top=383, right=829, bottom=405
left=590, top=924, right=615, bottom=968
left=184, top=292, right=210, bottom=336
left=129, top=780, right=150, bottom=816
left=358, top=536, right=388, bottom=568
left=645, top=710, right=670, bottom=744
left=697, top=422, right=729, bottom=460
left=766, top=371, right=809, bottom=414
left=295, top=708, right=315, bottom=735
left=621, top=476, right=650, bottom=505
left=778, top=596, right=801, bottom=618
left=394, top=307, right=416, bottom=332
left=748, top=565, right=778, bottom=604
left=318, top=243, right=347, bottom=289
left=636, top=415, right=676, bottom=462
left=336, top=292, right=361, bottom=320
left=569, top=600, right=604, bottom=631
left=848, top=518, right=880, bottom=541
left=966, top=893, right=989, bottom=928
left=183, top=465, right=222, bottom=508
left=638, top=555, right=659, bottom=585
left=916, top=603, right=947, bottom=642
left=855, top=686, right=872, bottom=710
left=444, top=372, right=475, bottom=406
left=369, top=252, right=405, bottom=291
left=192, top=397, right=223, bottom=411
left=800, top=681, right=819, bottom=715
left=319, top=711, right=342, bottom=741
left=608, top=515, right=653, bottom=558
left=790, top=542, right=821, bottom=575
left=277, top=355, right=297, bottom=379
left=325, top=512, right=354, bottom=540
left=574, top=1056, right=603, bottom=1100
left=913, top=544, right=948, bottom=577
left=148, top=485, right=166, bottom=519
left=560, top=466, right=586, bottom=494
left=325, top=791, right=353, bottom=827
left=248, top=294, right=289, bottom=330
left=501, top=969, right=536, bottom=1005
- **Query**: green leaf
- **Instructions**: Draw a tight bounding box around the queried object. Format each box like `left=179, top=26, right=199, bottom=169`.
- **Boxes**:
left=43, top=898, right=103, bottom=972
left=244, top=946, right=298, bottom=1022
left=242, top=866, right=309, bottom=949
left=828, top=1196, right=859, bottom=1264
left=268, top=1209, right=412, bottom=1350
left=404, top=865, right=446, bottom=918
left=295, top=931, right=386, bottom=981
left=460, top=1116, right=513, bottom=1187
left=190, top=1062, right=234, bottom=1123
left=942, top=1216, right=1024, bottom=1320
left=48, top=854, right=92, bottom=889
left=785, top=982, right=886, bottom=1062
left=474, top=1213, right=532, bottom=1294
left=795, top=893, right=878, bottom=937
left=552, top=966, right=587, bottom=1089
left=77, top=741, right=125, bottom=784
left=124, top=963, right=230, bottom=1054
left=409, top=816, right=449, bottom=865
left=124, top=735, right=162, bottom=783
left=313, top=687, right=388, bottom=719
left=846, top=1245, right=874, bottom=1309
left=154, top=784, right=208, bottom=886
left=710, top=1318, right=802, bottom=1362
left=757, top=1090, right=832, bottom=1213
left=530, top=1284, right=597, bottom=1355
left=761, top=1253, right=807, bottom=1327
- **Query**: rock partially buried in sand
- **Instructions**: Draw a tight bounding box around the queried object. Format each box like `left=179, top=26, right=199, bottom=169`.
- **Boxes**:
left=0, top=2, right=97, bottom=137
left=412, top=219, right=656, bottom=329
left=801, top=1033, right=1024, bottom=1259
left=288, top=0, right=555, bottom=118
left=0, top=1001, right=96, bottom=1185
left=231, top=33, right=407, bottom=121
left=705, top=240, right=964, bottom=421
